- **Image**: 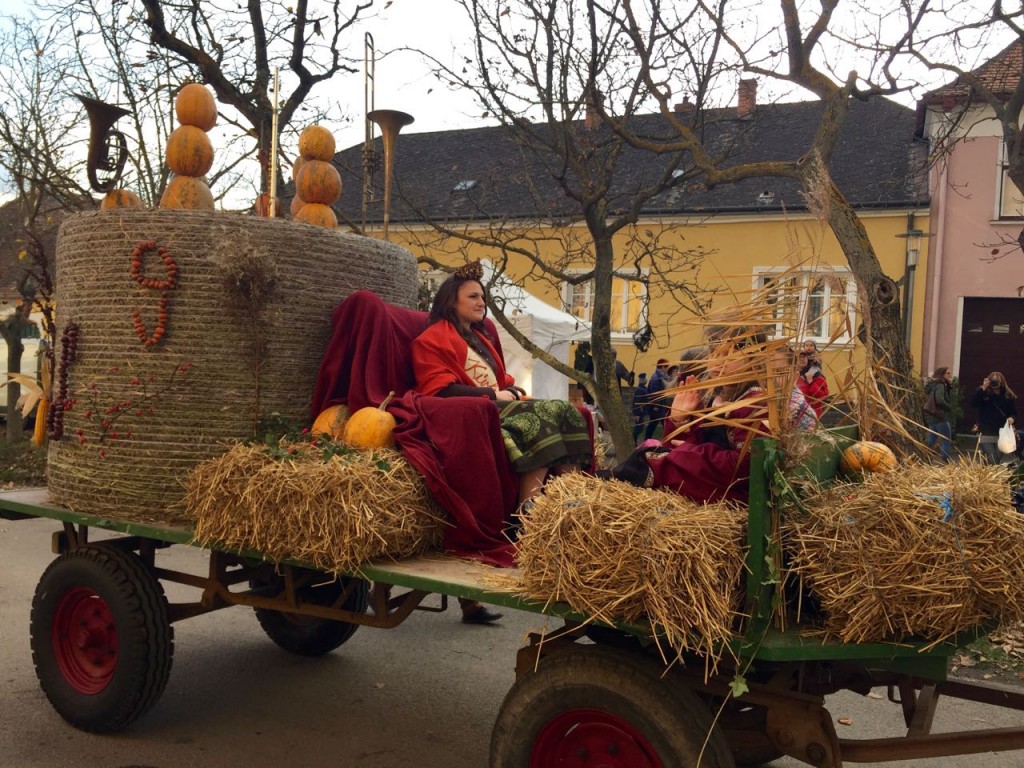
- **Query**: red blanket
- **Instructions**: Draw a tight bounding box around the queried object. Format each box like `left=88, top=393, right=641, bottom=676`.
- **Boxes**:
left=311, top=291, right=517, bottom=566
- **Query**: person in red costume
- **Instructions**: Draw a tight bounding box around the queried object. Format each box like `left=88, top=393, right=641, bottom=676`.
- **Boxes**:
left=412, top=261, right=594, bottom=622
left=795, top=349, right=830, bottom=419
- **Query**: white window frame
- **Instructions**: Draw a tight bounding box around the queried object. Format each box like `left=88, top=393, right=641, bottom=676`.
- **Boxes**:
left=561, top=269, right=648, bottom=340
left=753, top=267, right=857, bottom=346
left=996, top=142, right=1024, bottom=220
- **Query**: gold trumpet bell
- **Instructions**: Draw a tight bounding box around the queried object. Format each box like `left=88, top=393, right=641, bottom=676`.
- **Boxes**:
left=367, top=109, right=414, bottom=239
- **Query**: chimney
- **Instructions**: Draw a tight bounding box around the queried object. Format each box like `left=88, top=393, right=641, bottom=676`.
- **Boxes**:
left=673, top=96, right=695, bottom=112
left=737, top=78, right=757, bottom=118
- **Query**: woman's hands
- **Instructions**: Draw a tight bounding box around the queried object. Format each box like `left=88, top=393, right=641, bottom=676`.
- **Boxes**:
left=495, top=389, right=517, bottom=402
left=669, top=375, right=703, bottom=421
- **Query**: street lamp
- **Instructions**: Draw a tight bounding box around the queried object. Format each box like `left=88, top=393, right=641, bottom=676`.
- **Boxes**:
left=895, top=214, right=930, bottom=350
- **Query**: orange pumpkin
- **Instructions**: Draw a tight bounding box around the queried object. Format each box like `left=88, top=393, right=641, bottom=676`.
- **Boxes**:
left=175, top=83, right=218, bottom=131
left=100, top=189, right=143, bottom=209
left=839, top=441, right=897, bottom=476
left=159, top=175, right=214, bottom=210
left=311, top=404, right=350, bottom=439
left=298, top=125, right=336, bottom=161
left=292, top=155, right=306, bottom=180
left=294, top=202, right=337, bottom=228
left=289, top=193, right=306, bottom=218
left=343, top=393, right=396, bottom=449
left=295, top=159, right=342, bottom=205
left=253, top=193, right=284, bottom=217
left=166, top=125, right=214, bottom=177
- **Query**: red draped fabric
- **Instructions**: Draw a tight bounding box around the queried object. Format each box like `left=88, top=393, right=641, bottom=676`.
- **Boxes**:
left=311, top=291, right=517, bottom=566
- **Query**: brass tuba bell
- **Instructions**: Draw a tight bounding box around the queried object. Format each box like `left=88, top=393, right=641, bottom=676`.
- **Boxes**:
left=367, top=109, right=414, bottom=240
left=76, top=94, right=131, bottom=193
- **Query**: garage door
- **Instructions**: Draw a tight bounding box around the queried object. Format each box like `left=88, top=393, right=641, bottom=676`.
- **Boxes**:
left=959, top=297, right=1024, bottom=427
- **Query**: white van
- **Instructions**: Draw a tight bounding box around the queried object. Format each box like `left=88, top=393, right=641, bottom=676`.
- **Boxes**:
left=0, top=311, right=44, bottom=417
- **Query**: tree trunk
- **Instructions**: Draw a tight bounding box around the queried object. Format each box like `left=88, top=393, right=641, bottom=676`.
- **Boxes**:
left=587, top=234, right=635, bottom=459
left=2, top=324, right=25, bottom=443
left=815, top=172, right=916, bottom=417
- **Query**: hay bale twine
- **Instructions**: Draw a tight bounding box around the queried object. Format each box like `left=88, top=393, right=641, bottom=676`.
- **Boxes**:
left=47, top=210, right=418, bottom=522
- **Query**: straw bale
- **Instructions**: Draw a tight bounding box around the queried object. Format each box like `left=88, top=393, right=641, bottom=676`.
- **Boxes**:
left=186, top=442, right=446, bottom=573
left=47, top=210, right=417, bottom=523
left=514, top=473, right=747, bottom=665
left=783, top=461, right=1024, bottom=645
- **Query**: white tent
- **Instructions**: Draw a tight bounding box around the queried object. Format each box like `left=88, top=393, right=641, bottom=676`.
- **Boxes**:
left=482, top=262, right=590, bottom=400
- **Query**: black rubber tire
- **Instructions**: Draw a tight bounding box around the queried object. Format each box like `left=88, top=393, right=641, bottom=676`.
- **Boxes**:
left=30, top=545, right=174, bottom=733
left=490, top=645, right=735, bottom=767
left=254, top=576, right=369, bottom=657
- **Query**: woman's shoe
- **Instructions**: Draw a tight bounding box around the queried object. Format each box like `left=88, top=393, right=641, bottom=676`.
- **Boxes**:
left=461, top=605, right=504, bottom=624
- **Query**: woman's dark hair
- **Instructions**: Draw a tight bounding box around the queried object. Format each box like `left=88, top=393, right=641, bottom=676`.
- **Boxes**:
left=930, top=366, right=950, bottom=381
left=428, top=275, right=489, bottom=333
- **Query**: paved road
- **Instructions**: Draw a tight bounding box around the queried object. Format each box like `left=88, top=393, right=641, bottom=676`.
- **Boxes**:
left=1, top=515, right=1022, bottom=768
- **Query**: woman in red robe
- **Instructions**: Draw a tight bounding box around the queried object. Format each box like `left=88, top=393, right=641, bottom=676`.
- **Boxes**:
left=412, top=262, right=592, bottom=510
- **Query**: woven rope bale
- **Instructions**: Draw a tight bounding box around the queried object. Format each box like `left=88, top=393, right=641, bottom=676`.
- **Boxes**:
left=186, top=442, right=446, bottom=573
left=514, top=473, right=747, bottom=667
left=48, top=210, right=417, bottom=523
left=782, top=461, right=1024, bottom=645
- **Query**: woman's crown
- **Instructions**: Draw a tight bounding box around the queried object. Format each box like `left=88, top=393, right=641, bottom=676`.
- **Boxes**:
left=453, top=259, right=483, bottom=281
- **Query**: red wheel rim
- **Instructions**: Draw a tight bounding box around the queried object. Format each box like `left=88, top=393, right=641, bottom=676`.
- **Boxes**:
left=531, top=709, right=664, bottom=767
left=52, top=586, right=118, bottom=694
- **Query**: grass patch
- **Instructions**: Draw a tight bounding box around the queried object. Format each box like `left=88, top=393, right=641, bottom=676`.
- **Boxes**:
left=0, top=437, right=47, bottom=487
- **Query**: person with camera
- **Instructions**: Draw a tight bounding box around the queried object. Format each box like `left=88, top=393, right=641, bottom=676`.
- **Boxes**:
left=970, top=371, right=1017, bottom=465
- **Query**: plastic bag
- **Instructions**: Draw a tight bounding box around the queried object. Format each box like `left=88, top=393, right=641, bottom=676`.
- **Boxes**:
left=998, top=419, right=1017, bottom=454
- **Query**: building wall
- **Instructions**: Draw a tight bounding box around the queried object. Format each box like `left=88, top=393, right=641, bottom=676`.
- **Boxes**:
left=922, top=103, right=1024, bottom=377
left=391, top=207, right=929, bottom=381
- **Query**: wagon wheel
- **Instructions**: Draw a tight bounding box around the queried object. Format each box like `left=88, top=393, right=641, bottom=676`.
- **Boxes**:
left=30, top=544, right=174, bottom=733
left=253, top=574, right=369, bottom=657
left=490, top=645, right=735, bottom=768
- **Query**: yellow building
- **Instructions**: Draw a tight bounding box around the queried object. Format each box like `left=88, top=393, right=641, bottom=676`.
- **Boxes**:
left=332, top=94, right=930, bottom=380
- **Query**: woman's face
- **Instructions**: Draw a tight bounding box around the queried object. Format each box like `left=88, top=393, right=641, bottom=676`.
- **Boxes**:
left=989, top=372, right=1004, bottom=389
left=453, top=280, right=487, bottom=328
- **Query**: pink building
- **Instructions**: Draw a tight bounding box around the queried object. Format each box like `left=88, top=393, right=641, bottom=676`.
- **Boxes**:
left=919, top=42, right=1024, bottom=414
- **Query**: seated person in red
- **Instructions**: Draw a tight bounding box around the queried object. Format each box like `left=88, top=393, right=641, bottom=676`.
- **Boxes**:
left=607, top=331, right=812, bottom=504
left=412, top=261, right=593, bottom=513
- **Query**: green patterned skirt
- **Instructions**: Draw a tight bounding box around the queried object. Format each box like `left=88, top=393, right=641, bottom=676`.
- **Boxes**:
left=496, top=399, right=592, bottom=472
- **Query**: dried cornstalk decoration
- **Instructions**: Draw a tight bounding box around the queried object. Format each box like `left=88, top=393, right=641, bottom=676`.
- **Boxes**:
left=783, top=461, right=1024, bottom=646
left=186, top=442, right=447, bottom=574
left=512, top=474, right=747, bottom=671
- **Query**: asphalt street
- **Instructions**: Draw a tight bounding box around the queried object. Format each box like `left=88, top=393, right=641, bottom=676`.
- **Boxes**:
left=1, top=515, right=1022, bottom=768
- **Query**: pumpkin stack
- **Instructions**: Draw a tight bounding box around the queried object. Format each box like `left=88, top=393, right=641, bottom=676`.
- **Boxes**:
left=292, top=125, right=341, bottom=227
left=160, top=83, right=217, bottom=210
left=100, top=189, right=144, bottom=210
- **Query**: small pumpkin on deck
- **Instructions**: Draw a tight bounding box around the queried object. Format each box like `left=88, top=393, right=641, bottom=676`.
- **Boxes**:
left=311, top=404, right=350, bottom=440
left=839, top=440, right=897, bottom=476
left=343, top=392, right=396, bottom=449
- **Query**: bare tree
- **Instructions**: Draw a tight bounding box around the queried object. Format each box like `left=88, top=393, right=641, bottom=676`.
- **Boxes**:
left=604, top=0, right=934, bottom=411
left=135, top=0, right=377, bottom=195
left=0, top=19, right=81, bottom=440
left=408, top=0, right=717, bottom=456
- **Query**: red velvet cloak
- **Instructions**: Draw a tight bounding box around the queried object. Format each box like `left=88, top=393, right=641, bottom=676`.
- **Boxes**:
left=311, top=291, right=517, bottom=566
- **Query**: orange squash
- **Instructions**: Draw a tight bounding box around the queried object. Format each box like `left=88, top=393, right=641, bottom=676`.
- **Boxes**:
left=839, top=441, right=897, bottom=476
left=175, top=83, right=218, bottom=131
left=298, top=125, right=336, bottom=161
left=159, top=175, right=215, bottom=210
left=289, top=193, right=306, bottom=218
left=293, top=202, right=337, bottom=228
left=100, top=189, right=143, bottom=209
left=311, top=404, right=350, bottom=439
left=166, top=125, right=214, bottom=177
left=292, top=155, right=306, bottom=180
left=295, top=159, right=342, bottom=205
left=343, top=392, right=396, bottom=449
left=253, top=193, right=284, bottom=217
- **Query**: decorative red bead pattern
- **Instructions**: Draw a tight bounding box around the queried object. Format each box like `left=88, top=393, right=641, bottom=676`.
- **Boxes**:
left=129, top=240, right=178, bottom=347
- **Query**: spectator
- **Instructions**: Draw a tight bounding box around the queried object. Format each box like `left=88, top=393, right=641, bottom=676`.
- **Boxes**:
left=970, top=371, right=1017, bottom=465
left=796, top=350, right=830, bottom=419
left=641, top=359, right=672, bottom=440
left=631, top=373, right=649, bottom=442
left=923, top=366, right=953, bottom=462
left=612, top=349, right=632, bottom=389
left=802, top=339, right=823, bottom=367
